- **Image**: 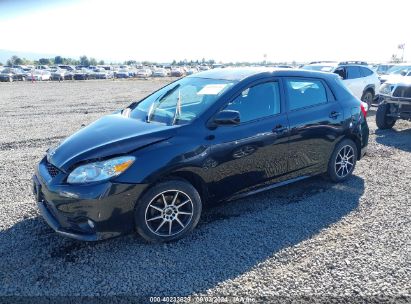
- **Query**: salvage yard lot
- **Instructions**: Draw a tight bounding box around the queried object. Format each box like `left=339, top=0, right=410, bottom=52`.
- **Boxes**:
left=0, top=79, right=410, bottom=300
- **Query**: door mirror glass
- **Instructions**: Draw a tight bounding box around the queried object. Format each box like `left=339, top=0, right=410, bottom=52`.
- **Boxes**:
left=214, top=110, right=240, bottom=125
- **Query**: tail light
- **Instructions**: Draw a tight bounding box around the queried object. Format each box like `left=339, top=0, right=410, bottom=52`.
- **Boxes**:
left=360, top=102, right=368, bottom=118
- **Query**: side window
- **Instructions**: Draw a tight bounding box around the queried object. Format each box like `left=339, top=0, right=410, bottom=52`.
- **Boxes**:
left=346, top=66, right=362, bottom=79
left=334, top=67, right=346, bottom=79
left=285, top=78, right=328, bottom=111
left=224, top=82, right=281, bottom=123
left=360, top=67, right=373, bottom=77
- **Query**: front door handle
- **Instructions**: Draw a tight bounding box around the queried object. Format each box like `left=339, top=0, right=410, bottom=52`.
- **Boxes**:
left=329, top=111, right=341, bottom=119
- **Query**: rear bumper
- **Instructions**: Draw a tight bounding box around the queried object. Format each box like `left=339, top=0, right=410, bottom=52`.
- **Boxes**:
left=33, top=160, right=148, bottom=241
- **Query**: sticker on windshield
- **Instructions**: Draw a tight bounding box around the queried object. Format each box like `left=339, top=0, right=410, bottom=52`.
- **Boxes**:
left=197, top=84, right=228, bottom=95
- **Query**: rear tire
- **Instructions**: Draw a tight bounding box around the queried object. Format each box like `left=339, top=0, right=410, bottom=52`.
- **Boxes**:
left=135, top=180, right=202, bottom=243
left=326, top=139, right=357, bottom=183
left=376, top=103, right=396, bottom=129
left=361, top=90, right=374, bottom=109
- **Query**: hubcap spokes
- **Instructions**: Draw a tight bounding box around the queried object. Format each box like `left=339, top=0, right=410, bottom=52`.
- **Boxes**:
left=335, top=145, right=354, bottom=178
left=145, top=190, right=193, bottom=237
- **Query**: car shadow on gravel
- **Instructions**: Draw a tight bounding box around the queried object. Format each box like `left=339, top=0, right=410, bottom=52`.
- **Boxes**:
left=374, top=127, right=411, bottom=153
left=0, top=175, right=364, bottom=297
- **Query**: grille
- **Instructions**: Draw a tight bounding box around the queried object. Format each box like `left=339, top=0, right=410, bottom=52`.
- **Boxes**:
left=393, top=86, right=411, bottom=98
left=46, top=162, right=60, bottom=178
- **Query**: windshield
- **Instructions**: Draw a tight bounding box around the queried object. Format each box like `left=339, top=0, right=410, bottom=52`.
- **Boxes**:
left=301, top=65, right=335, bottom=72
left=386, top=65, right=411, bottom=75
left=130, top=77, right=235, bottom=125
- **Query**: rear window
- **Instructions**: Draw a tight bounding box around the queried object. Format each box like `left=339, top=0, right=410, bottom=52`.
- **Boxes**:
left=285, top=79, right=328, bottom=110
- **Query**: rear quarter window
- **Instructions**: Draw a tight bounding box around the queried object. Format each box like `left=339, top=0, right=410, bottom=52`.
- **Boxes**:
left=360, top=67, right=373, bottom=77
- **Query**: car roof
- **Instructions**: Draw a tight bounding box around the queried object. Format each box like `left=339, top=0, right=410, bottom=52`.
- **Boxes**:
left=189, top=67, right=340, bottom=81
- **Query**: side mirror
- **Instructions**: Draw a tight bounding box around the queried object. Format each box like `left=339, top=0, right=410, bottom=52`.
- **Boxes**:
left=213, top=110, right=240, bottom=125
left=400, top=71, right=406, bottom=76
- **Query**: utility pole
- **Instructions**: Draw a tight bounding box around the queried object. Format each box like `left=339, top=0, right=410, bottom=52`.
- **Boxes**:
left=398, top=43, right=405, bottom=62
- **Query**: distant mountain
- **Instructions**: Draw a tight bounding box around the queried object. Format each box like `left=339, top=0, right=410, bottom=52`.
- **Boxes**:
left=0, top=49, right=59, bottom=64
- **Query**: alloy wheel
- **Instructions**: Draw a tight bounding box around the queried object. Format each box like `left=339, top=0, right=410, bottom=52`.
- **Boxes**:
left=335, top=145, right=355, bottom=178
left=145, top=190, right=193, bottom=237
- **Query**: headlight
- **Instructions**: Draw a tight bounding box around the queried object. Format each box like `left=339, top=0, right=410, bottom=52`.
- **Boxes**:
left=67, top=156, right=135, bottom=184
left=380, top=83, right=393, bottom=95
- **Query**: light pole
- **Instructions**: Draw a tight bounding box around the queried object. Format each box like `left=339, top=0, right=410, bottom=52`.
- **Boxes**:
left=398, top=43, right=405, bottom=62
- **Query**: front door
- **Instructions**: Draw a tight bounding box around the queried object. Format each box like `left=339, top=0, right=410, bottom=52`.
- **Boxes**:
left=204, top=80, right=290, bottom=200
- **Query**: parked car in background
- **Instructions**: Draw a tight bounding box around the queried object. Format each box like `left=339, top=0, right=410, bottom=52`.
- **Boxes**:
left=94, top=68, right=114, bottom=79
left=26, top=70, right=52, bottom=81
left=33, top=68, right=369, bottom=243
left=379, top=64, right=411, bottom=84
left=73, top=68, right=94, bottom=80
left=373, top=63, right=395, bottom=75
left=0, top=68, right=27, bottom=82
left=301, top=62, right=380, bottom=108
left=50, top=68, right=67, bottom=81
left=35, top=65, right=50, bottom=70
left=186, top=67, right=199, bottom=75
left=136, top=68, right=152, bottom=78
left=376, top=77, right=411, bottom=129
left=64, top=70, right=75, bottom=80
left=116, top=69, right=133, bottom=78
left=198, top=65, right=210, bottom=71
left=152, top=68, right=169, bottom=77
left=171, top=67, right=185, bottom=77
left=58, top=65, right=76, bottom=71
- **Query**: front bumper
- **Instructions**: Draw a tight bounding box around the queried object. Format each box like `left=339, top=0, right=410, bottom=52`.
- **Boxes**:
left=33, top=158, right=148, bottom=241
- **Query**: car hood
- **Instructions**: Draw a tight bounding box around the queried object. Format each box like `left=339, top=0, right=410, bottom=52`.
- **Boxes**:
left=48, top=113, right=178, bottom=171
left=380, top=74, right=404, bottom=83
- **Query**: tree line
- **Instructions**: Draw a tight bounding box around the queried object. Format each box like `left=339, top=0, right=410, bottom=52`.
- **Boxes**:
left=0, top=55, right=221, bottom=67
left=1, top=55, right=105, bottom=67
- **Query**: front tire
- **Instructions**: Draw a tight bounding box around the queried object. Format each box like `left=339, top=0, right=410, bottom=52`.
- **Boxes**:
left=326, top=139, right=357, bottom=183
left=376, top=103, right=396, bottom=129
left=361, top=90, right=374, bottom=109
left=135, top=180, right=202, bottom=243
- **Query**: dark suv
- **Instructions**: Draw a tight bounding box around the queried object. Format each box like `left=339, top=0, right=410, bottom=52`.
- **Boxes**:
left=33, top=68, right=369, bottom=242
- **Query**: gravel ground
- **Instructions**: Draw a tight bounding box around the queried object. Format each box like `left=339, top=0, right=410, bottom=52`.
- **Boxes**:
left=0, top=79, right=410, bottom=303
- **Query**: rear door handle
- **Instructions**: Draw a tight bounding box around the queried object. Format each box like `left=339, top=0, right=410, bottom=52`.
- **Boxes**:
left=329, top=111, right=341, bottom=119
left=272, top=125, right=288, bottom=133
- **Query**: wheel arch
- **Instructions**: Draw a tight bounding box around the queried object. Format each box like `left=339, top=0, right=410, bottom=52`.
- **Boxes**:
left=160, top=170, right=209, bottom=203
left=342, top=134, right=362, bottom=160
left=138, top=169, right=209, bottom=206
left=363, top=84, right=375, bottom=96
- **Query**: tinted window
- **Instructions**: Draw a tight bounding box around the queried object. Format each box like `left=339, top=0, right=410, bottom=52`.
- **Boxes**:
left=334, top=67, right=346, bottom=79
left=360, top=67, right=373, bottom=77
left=346, top=66, right=362, bottom=79
left=285, top=79, right=328, bottom=110
left=224, top=82, right=280, bottom=122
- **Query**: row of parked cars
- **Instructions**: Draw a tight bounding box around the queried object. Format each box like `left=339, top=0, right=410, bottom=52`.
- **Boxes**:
left=0, top=64, right=215, bottom=83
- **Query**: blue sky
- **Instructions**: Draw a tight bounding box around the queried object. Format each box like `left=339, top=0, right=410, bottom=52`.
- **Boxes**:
left=0, top=0, right=409, bottom=63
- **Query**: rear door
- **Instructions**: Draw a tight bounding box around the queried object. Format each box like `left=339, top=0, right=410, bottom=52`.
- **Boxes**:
left=285, top=77, right=345, bottom=178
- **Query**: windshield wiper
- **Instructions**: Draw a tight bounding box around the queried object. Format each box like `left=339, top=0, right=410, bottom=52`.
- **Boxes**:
left=171, top=89, right=182, bottom=126
left=146, top=84, right=180, bottom=123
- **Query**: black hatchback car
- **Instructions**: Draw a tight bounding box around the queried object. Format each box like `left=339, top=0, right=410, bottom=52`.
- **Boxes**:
left=33, top=68, right=369, bottom=242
